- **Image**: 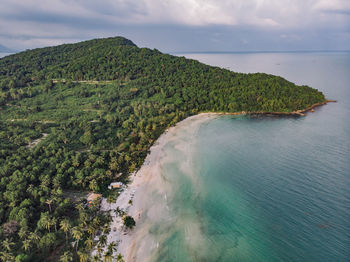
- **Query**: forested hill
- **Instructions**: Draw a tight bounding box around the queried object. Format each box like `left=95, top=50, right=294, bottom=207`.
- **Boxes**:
left=0, top=37, right=325, bottom=262
left=1, top=36, right=325, bottom=112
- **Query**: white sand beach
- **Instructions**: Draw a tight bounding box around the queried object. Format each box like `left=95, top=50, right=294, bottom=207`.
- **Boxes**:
left=97, top=113, right=216, bottom=262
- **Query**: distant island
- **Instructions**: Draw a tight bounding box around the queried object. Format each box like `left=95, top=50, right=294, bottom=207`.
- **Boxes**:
left=0, top=36, right=327, bottom=261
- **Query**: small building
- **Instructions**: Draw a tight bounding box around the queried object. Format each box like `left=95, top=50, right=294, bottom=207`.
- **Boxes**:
left=108, top=182, right=124, bottom=190
left=87, top=193, right=102, bottom=206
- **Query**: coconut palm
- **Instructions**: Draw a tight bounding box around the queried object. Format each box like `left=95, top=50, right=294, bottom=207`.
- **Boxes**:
left=59, top=251, right=73, bottom=262
left=87, top=224, right=97, bottom=238
left=104, top=250, right=113, bottom=262
left=98, top=235, right=107, bottom=247
left=79, top=211, right=89, bottom=227
left=51, top=217, right=58, bottom=232
left=45, top=198, right=54, bottom=213
left=0, top=251, right=15, bottom=262
left=41, top=213, right=52, bottom=232
left=92, top=254, right=102, bottom=262
left=71, top=226, right=83, bottom=251
left=2, top=238, right=15, bottom=251
left=17, top=227, right=28, bottom=240
left=89, top=179, right=99, bottom=192
left=84, top=237, right=94, bottom=250
left=75, top=202, right=85, bottom=212
left=106, top=195, right=115, bottom=210
left=77, top=250, right=89, bottom=262
left=60, top=218, right=71, bottom=242
left=116, top=253, right=125, bottom=262
left=29, top=231, right=40, bottom=247
left=22, top=238, right=31, bottom=253
left=102, top=224, right=110, bottom=235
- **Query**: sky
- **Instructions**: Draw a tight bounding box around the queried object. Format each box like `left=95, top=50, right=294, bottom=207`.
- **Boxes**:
left=0, top=0, right=349, bottom=52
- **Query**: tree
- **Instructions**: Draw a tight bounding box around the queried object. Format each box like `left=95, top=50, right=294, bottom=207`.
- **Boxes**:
left=0, top=251, right=15, bottom=262
left=89, top=179, right=99, bottom=192
left=104, top=250, right=113, bottom=262
left=28, top=232, right=40, bottom=247
left=84, top=237, right=94, bottom=250
left=2, top=238, right=15, bottom=251
left=77, top=251, right=89, bottom=262
left=59, top=251, right=73, bottom=262
left=123, top=216, right=136, bottom=229
left=40, top=213, right=52, bottom=232
left=2, top=220, right=19, bottom=237
left=107, top=241, right=117, bottom=258
left=45, top=198, right=54, bottom=213
left=98, top=235, right=107, bottom=247
left=22, top=238, right=31, bottom=254
left=60, top=218, right=71, bottom=242
left=106, top=195, right=115, bottom=210
left=71, top=227, right=83, bottom=251
left=116, top=253, right=125, bottom=262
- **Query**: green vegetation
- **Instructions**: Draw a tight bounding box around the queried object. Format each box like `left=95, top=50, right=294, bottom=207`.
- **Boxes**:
left=123, top=216, right=136, bottom=229
left=0, top=36, right=325, bottom=261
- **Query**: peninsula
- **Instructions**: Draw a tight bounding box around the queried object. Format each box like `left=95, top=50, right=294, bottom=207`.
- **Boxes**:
left=0, top=37, right=327, bottom=261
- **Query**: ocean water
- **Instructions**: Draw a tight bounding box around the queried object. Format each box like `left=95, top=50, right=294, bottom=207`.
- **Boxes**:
left=0, top=52, right=12, bottom=58
left=135, top=52, right=350, bottom=262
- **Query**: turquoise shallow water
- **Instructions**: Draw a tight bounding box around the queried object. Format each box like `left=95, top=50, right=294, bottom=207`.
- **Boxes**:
left=146, top=52, right=350, bottom=262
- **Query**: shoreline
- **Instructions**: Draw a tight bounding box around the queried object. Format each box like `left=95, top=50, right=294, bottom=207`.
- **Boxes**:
left=200, top=99, right=336, bottom=117
left=99, top=114, right=216, bottom=262
left=101, top=100, right=336, bottom=261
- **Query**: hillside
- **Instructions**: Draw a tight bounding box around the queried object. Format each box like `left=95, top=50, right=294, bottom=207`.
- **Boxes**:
left=0, top=37, right=325, bottom=261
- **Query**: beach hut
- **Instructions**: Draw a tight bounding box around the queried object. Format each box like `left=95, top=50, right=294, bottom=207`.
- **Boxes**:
left=108, top=182, right=124, bottom=189
left=87, top=193, right=102, bottom=206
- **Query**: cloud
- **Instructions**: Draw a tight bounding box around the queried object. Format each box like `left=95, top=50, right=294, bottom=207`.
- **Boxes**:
left=0, top=0, right=349, bottom=51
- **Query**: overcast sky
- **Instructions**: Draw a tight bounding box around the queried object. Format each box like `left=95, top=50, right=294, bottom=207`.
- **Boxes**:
left=0, top=0, right=349, bottom=52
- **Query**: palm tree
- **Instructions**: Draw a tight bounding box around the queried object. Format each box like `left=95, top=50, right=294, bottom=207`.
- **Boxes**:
left=116, top=253, right=125, bottom=262
left=0, top=251, right=15, bottom=262
left=102, top=224, right=111, bottom=235
left=71, top=226, right=83, bottom=251
left=87, top=224, right=97, bottom=238
left=107, top=241, right=117, bottom=257
left=77, top=251, right=89, bottom=262
left=79, top=211, right=89, bottom=227
left=84, top=237, right=94, bottom=250
left=29, top=231, right=40, bottom=248
left=89, top=179, right=98, bottom=192
left=104, top=250, right=113, bottom=262
left=106, top=195, right=115, bottom=210
left=96, top=244, right=104, bottom=257
left=17, top=227, right=28, bottom=240
left=98, top=235, right=107, bottom=247
left=22, top=238, right=31, bottom=254
left=45, top=198, right=54, bottom=213
left=59, top=251, right=73, bottom=262
left=41, top=213, right=51, bottom=232
left=51, top=217, right=58, bottom=232
left=2, top=238, right=15, bottom=251
left=75, top=202, right=85, bottom=212
left=92, top=217, right=101, bottom=228
left=92, top=254, right=102, bottom=262
left=60, top=218, right=71, bottom=242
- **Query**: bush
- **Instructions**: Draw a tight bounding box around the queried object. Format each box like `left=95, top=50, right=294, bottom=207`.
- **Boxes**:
left=123, top=216, right=135, bottom=229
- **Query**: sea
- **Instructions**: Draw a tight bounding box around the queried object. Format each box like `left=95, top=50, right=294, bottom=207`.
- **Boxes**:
left=134, top=52, right=350, bottom=262
left=0, top=53, right=12, bottom=58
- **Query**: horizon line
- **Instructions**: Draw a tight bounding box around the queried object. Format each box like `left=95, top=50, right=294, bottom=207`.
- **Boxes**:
left=171, top=50, right=350, bottom=54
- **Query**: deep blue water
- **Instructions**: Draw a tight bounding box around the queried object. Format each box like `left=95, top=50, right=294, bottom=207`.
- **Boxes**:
left=173, top=52, right=350, bottom=261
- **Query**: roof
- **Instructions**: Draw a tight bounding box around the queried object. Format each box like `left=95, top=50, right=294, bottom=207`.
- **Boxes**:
left=110, top=182, right=123, bottom=186
left=108, top=182, right=124, bottom=189
left=87, top=193, right=102, bottom=202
